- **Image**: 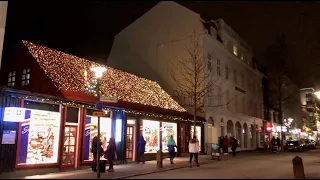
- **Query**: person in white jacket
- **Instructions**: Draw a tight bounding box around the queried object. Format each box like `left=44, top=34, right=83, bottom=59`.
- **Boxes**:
left=189, top=135, right=200, bottom=168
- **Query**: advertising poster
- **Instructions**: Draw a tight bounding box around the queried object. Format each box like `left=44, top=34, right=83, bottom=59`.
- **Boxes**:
left=17, top=109, right=61, bottom=165
left=191, top=126, right=201, bottom=151
left=161, top=122, right=177, bottom=152
left=142, top=120, right=160, bottom=153
left=1, top=130, right=16, bottom=144
left=84, top=116, right=112, bottom=161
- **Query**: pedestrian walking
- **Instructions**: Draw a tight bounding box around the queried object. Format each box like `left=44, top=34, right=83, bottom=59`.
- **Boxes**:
left=276, top=137, right=281, bottom=151
left=103, top=137, right=116, bottom=172
left=223, top=135, right=230, bottom=155
left=137, top=135, right=146, bottom=164
left=189, top=135, right=200, bottom=168
left=230, top=136, right=238, bottom=156
left=167, top=135, right=177, bottom=164
left=91, top=136, right=103, bottom=172
left=271, top=136, right=276, bottom=151
left=219, top=136, right=224, bottom=154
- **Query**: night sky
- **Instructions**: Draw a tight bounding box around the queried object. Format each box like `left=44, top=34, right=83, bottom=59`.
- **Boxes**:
left=3, top=1, right=320, bottom=87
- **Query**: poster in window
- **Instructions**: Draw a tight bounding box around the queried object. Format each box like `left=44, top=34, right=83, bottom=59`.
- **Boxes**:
left=161, top=122, right=177, bottom=152
left=17, top=109, right=61, bottom=165
left=83, top=116, right=112, bottom=161
left=142, top=120, right=160, bottom=153
left=191, top=126, right=201, bottom=151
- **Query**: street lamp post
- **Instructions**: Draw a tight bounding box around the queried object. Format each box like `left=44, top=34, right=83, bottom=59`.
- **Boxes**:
left=90, top=66, right=107, bottom=178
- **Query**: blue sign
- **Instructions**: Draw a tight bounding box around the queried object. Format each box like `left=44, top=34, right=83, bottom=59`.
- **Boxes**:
left=18, top=123, right=30, bottom=164
left=1, top=130, right=16, bottom=144
left=96, top=101, right=103, bottom=110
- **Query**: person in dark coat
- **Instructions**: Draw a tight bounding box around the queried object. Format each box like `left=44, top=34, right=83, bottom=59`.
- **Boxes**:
left=271, top=136, right=276, bottom=151
left=91, top=136, right=103, bottom=172
left=137, top=135, right=146, bottom=164
left=103, top=137, right=116, bottom=172
left=276, top=137, right=281, bottom=151
left=230, top=136, right=238, bottom=156
left=219, top=136, right=224, bottom=154
left=223, top=135, right=230, bottom=154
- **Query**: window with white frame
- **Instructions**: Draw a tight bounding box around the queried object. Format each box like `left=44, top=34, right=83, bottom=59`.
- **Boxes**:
left=217, top=59, right=221, bottom=76
left=218, top=86, right=222, bottom=105
left=233, top=45, right=238, bottom=56
left=207, top=53, right=212, bottom=72
left=225, top=65, right=229, bottom=80
left=21, top=68, right=31, bottom=86
left=207, top=85, right=213, bottom=105
left=234, top=69, right=237, bottom=84
left=226, top=90, right=230, bottom=110
left=7, top=71, right=16, bottom=87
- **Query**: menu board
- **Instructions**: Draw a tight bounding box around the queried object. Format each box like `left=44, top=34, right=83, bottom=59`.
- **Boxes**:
left=2, top=130, right=16, bottom=144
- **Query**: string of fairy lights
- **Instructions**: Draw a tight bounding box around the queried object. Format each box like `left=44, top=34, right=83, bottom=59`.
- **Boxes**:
left=22, top=40, right=186, bottom=113
left=5, top=93, right=201, bottom=123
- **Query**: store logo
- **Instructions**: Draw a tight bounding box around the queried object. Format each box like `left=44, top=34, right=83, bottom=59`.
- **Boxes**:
left=22, top=127, right=29, bottom=134
left=85, top=130, right=90, bottom=136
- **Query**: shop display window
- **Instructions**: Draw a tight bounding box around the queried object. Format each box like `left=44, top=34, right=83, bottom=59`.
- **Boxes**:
left=161, top=122, right=177, bottom=152
left=83, top=116, right=112, bottom=161
left=17, top=109, right=61, bottom=165
left=191, top=126, right=201, bottom=151
left=142, top=120, right=160, bottom=153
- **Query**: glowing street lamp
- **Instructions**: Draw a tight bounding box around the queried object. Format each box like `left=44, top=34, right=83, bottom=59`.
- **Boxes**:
left=90, top=66, right=106, bottom=178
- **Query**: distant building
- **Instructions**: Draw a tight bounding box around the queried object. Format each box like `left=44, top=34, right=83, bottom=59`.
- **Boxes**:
left=0, top=1, right=8, bottom=69
left=300, top=88, right=319, bottom=140
left=108, top=1, right=264, bottom=151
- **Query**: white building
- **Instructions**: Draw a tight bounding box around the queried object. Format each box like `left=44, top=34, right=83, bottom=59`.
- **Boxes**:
left=0, top=1, right=8, bottom=70
left=108, top=1, right=264, bottom=152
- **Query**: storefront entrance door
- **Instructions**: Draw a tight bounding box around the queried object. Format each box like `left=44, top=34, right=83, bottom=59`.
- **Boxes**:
left=126, top=126, right=134, bottom=159
left=62, top=126, right=77, bottom=168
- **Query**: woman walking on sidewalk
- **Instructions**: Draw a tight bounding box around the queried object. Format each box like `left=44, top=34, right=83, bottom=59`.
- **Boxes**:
left=137, top=135, right=146, bottom=164
left=189, top=135, right=200, bottom=168
left=103, top=137, right=116, bottom=172
left=167, top=135, right=177, bottom=164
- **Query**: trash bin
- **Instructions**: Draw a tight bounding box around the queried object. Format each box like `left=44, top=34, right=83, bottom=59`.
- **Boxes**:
left=100, top=160, right=107, bottom=173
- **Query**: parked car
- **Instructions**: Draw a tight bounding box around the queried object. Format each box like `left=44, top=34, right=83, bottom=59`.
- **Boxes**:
left=301, top=139, right=316, bottom=149
left=284, top=140, right=306, bottom=152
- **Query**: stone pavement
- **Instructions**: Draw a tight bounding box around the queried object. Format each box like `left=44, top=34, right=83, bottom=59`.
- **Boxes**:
left=1, top=151, right=260, bottom=179
left=126, top=150, right=320, bottom=179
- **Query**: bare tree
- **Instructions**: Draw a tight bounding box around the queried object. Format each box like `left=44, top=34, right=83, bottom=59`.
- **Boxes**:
left=170, top=31, right=230, bottom=134
left=266, top=33, right=299, bottom=151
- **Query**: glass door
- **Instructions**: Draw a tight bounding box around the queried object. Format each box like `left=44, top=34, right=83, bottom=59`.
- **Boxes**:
left=62, top=126, right=77, bottom=168
left=126, top=126, right=134, bottom=159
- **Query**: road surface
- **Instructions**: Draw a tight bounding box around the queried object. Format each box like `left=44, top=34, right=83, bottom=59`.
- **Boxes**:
left=126, top=150, right=320, bottom=179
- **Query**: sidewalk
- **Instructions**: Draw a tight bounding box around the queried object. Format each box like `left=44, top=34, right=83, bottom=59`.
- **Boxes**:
left=2, top=151, right=260, bottom=179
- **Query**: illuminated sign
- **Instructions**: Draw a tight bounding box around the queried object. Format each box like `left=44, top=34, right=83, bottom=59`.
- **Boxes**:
left=3, top=107, right=30, bottom=122
left=115, top=119, right=122, bottom=142
left=1, top=130, right=16, bottom=144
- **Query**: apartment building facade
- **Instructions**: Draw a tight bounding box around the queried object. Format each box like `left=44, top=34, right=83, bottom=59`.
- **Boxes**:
left=108, top=1, right=264, bottom=152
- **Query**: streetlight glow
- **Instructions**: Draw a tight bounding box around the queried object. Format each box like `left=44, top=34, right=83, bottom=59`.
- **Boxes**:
left=314, top=91, right=320, bottom=99
left=90, top=66, right=107, bottom=78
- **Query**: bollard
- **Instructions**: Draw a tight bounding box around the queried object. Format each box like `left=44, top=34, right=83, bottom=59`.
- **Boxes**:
left=156, top=150, right=163, bottom=168
left=292, top=156, right=305, bottom=179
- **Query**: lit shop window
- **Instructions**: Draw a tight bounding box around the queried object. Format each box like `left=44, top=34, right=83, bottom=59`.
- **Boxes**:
left=233, top=45, right=238, bottom=56
left=22, top=68, right=31, bottom=86
left=14, top=108, right=61, bottom=165
left=190, top=126, right=201, bottom=151
left=83, top=116, right=112, bottom=161
left=8, top=71, right=16, bottom=87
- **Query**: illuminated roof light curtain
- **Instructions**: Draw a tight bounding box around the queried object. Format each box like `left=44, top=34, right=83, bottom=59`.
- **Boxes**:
left=21, top=40, right=186, bottom=113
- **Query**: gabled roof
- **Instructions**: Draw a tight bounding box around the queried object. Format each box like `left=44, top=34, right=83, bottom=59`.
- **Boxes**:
left=22, top=40, right=186, bottom=113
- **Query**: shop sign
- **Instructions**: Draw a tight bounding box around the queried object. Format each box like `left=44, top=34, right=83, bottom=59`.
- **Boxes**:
left=93, top=111, right=105, bottom=117
left=1, top=130, right=16, bottom=144
left=3, top=107, right=31, bottom=122
left=100, top=96, right=118, bottom=103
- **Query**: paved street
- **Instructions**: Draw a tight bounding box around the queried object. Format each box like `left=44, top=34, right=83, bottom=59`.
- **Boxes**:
left=126, top=150, right=320, bottom=179
left=3, top=150, right=320, bottom=179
